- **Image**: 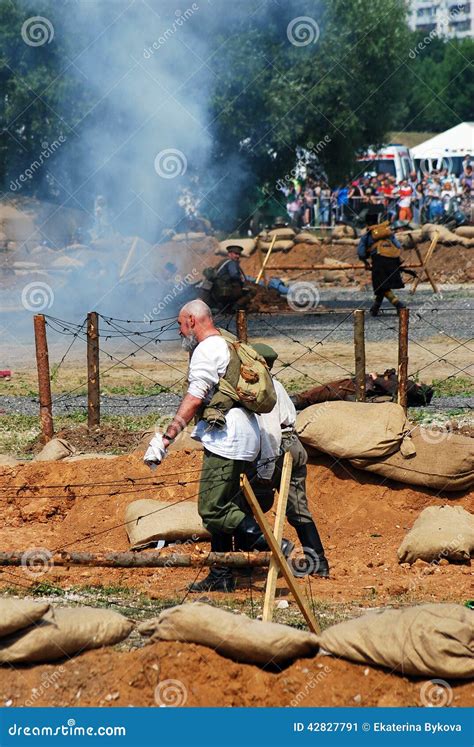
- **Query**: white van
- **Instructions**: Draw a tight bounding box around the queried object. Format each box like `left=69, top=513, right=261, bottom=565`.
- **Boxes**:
left=357, top=144, right=415, bottom=182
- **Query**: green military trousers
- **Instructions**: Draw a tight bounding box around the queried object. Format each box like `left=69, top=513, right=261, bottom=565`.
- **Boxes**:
left=198, top=449, right=248, bottom=534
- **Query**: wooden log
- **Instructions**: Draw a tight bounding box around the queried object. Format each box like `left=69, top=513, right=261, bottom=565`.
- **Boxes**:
left=267, top=263, right=423, bottom=271
left=33, top=314, right=54, bottom=442
left=353, top=310, right=366, bottom=402
left=0, top=551, right=271, bottom=568
left=397, top=307, right=409, bottom=412
left=241, top=474, right=321, bottom=634
left=262, top=452, right=292, bottom=622
left=411, top=234, right=439, bottom=295
left=87, top=311, right=100, bottom=429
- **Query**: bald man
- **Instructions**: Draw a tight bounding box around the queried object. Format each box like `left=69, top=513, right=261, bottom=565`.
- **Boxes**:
left=162, top=300, right=292, bottom=593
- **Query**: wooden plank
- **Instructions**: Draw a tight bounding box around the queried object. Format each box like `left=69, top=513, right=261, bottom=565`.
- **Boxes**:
left=241, top=474, right=321, bottom=634
left=397, top=308, right=409, bottom=412
left=256, top=235, right=277, bottom=285
left=262, top=452, right=292, bottom=622
left=411, top=234, right=439, bottom=294
left=353, top=310, right=366, bottom=402
left=0, top=551, right=271, bottom=568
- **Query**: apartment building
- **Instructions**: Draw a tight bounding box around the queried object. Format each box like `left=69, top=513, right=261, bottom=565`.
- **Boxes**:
left=408, top=0, right=473, bottom=38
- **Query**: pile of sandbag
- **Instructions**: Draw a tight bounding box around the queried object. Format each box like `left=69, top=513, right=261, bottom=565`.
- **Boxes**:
left=0, top=598, right=133, bottom=664
left=319, top=603, right=473, bottom=679
left=215, top=238, right=256, bottom=258
left=296, top=402, right=414, bottom=460
left=125, top=499, right=210, bottom=549
left=397, top=505, right=474, bottom=564
left=296, top=403, right=473, bottom=491
left=258, top=226, right=297, bottom=253
left=350, top=425, right=474, bottom=492
left=329, top=224, right=358, bottom=244
left=138, top=602, right=319, bottom=666
left=422, top=223, right=474, bottom=248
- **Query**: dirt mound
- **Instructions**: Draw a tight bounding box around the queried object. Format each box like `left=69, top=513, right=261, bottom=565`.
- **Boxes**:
left=1, top=638, right=472, bottom=707
left=0, top=450, right=471, bottom=604
left=25, top=425, right=144, bottom=456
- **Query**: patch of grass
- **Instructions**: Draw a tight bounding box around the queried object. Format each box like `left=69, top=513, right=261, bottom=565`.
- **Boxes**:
left=431, top=376, right=473, bottom=398
left=31, top=581, right=66, bottom=597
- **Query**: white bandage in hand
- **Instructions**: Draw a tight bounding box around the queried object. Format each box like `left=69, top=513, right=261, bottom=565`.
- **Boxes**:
left=144, top=433, right=168, bottom=467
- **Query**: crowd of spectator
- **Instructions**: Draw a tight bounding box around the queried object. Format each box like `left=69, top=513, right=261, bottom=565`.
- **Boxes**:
left=281, top=156, right=473, bottom=227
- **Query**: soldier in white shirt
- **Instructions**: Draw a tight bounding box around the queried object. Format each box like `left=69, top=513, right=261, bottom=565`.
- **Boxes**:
left=253, top=343, right=330, bottom=578
left=161, top=300, right=292, bottom=592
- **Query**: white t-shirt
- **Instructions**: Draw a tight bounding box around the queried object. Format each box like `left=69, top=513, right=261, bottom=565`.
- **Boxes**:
left=188, top=335, right=260, bottom=461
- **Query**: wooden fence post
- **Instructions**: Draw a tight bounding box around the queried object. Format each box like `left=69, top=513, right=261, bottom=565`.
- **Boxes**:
left=87, top=311, right=100, bottom=429
left=33, top=314, right=54, bottom=442
left=354, top=309, right=366, bottom=402
left=397, top=307, right=409, bottom=412
left=236, top=309, right=248, bottom=343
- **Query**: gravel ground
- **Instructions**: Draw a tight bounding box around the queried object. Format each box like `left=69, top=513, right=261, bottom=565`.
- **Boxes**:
left=0, top=393, right=471, bottom=417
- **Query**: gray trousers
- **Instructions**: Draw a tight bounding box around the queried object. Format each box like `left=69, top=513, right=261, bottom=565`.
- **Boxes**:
left=274, top=432, right=313, bottom=526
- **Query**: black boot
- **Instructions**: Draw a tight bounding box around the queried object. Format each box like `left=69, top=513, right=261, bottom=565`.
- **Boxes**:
left=187, top=532, right=236, bottom=593
left=370, top=302, right=381, bottom=317
left=293, top=522, right=330, bottom=578
left=234, top=515, right=294, bottom=558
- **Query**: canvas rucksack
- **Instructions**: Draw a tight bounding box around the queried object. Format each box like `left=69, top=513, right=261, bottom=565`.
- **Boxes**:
left=217, top=328, right=277, bottom=414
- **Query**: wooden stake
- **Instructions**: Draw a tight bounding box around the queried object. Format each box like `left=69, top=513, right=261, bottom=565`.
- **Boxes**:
left=236, top=309, right=248, bottom=343
left=411, top=233, right=439, bottom=294
left=87, top=311, right=100, bottom=429
left=262, top=452, right=292, bottom=622
left=256, top=235, right=277, bottom=285
left=397, top=307, right=409, bottom=412
left=353, top=310, right=366, bottom=402
left=241, top=474, right=321, bottom=634
left=268, top=262, right=422, bottom=272
left=33, top=315, right=54, bottom=442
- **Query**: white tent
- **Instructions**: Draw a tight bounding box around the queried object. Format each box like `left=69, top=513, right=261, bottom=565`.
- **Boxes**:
left=411, top=122, right=474, bottom=174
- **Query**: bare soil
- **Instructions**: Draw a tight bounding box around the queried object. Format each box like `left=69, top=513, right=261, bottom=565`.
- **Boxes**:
left=0, top=447, right=472, bottom=707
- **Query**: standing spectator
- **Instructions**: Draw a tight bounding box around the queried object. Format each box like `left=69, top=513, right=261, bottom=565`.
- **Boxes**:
left=286, top=183, right=303, bottom=227
left=303, top=178, right=315, bottom=227
left=336, top=184, right=350, bottom=221
left=461, top=165, right=473, bottom=190
left=319, top=181, right=332, bottom=225
left=398, top=179, right=413, bottom=222
left=412, top=182, right=425, bottom=224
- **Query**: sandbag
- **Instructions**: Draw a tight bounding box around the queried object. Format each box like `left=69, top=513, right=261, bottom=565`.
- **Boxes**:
left=319, top=603, right=473, bottom=678
left=0, top=454, right=20, bottom=467
left=267, top=227, right=296, bottom=241
left=350, top=426, right=474, bottom=492
left=125, top=499, right=210, bottom=549
left=455, top=226, right=474, bottom=239
left=215, top=238, right=256, bottom=258
left=294, top=231, right=321, bottom=245
left=296, top=402, right=413, bottom=459
left=138, top=602, right=319, bottom=665
left=0, top=607, right=133, bottom=664
left=34, top=438, right=75, bottom=462
left=422, top=223, right=474, bottom=248
left=258, top=239, right=294, bottom=253
left=397, top=506, right=474, bottom=564
left=332, top=224, right=356, bottom=240
left=172, top=231, right=206, bottom=241
left=0, top=599, right=50, bottom=638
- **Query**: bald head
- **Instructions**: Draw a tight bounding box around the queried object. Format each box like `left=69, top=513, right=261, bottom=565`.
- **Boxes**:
left=178, top=298, right=218, bottom=351
left=180, top=299, right=213, bottom=322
